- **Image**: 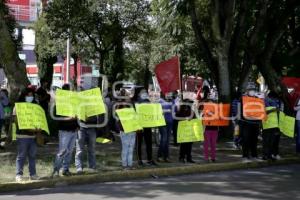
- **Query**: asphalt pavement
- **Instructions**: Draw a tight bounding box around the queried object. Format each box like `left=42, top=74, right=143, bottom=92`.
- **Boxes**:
left=1, top=164, right=299, bottom=200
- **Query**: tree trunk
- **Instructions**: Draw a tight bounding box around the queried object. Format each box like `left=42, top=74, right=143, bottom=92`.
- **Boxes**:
left=216, top=45, right=231, bottom=103
left=0, top=11, right=30, bottom=103
left=37, top=56, right=57, bottom=89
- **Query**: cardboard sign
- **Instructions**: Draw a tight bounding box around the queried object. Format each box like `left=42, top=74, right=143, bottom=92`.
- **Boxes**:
left=55, top=89, right=78, bottom=117
left=116, top=108, right=142, bottom=133
left=135, top=103, right=166, bottom=128
left=96, top=137, right=111, bottom=144
left=262, top=107, right=279, bottom=130
left=79, top=88, right=106, bottom=118
left=279, top=112, right=295, bottom=138
left=56, top=88, right=106, bottom=120
left=177, top=119, right=204, bottom=143
left=15, top=103, right=49, bottom=134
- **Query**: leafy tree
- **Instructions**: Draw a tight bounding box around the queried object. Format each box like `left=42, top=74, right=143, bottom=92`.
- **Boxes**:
left=45, top=0, right=150, bottom=83
left=35, top=13, right=64, bottom=88
left=155, top=0, right=300, bottom=105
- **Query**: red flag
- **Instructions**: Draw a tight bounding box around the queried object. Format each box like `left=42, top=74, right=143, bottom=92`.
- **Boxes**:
left=155, top=56, right=181, bottom=94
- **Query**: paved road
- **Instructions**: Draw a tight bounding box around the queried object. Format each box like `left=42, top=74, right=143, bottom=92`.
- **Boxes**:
left=1, top=165, right=300, bottom=200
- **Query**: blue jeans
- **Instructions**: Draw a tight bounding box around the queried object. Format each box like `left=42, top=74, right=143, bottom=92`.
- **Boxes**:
left=75, top=128, right=97, bottom=170
left=296, top=120, right=300, bottom=153
left=16, top=138, right=37, bottom=176
left=120, top=132, right=136, bottom=167
left=53, top=130, right=77, bottom=172
left=158, top=122, right=172, bottom=159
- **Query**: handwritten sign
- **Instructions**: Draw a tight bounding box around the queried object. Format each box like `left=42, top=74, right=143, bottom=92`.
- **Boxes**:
left=262, top=107, right=279, bottom=130
left=79, top=88, right=106, bottom=118
left=55, top=88, right=106, bottom=120
left=15, top=103, right=49, bottom=134
left=279, top=112, right=295, bottom=138
left=177, top=119, right=204, bottom=143
left=55, top=89, right=78, bottom=117
left=116, top=108, right=142, bottom=133
left=135, top=103, right=166, bottom=128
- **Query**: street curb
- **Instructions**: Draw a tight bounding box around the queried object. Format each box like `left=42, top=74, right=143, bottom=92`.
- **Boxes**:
left=1, top=156, right=299, bottom=193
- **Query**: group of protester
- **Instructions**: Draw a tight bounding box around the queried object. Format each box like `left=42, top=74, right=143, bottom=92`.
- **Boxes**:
left=7, top=80, right=300, bottom=183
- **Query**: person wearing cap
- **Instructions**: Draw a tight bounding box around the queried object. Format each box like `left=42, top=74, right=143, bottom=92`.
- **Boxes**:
left=239, top=84, right=263, bottom=162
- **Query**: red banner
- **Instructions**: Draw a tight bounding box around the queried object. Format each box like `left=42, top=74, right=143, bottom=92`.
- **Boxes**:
left=7, top=0, right=30, bottom=21
left=155, top=56, right=181, bottom=94
left=282, top=77, right=300, bottom=107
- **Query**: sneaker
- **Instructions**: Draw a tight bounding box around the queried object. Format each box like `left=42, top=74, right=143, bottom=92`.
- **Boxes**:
left=156, top=157, right=163, bottom=162
left=77, top=168, right=84, bottom=175
left=62, top=170, right=72, bottom=176
left=179, top=158, right=186, bottom=163
left=15, top=175, right=23, bottom=183
left=30, top=175, right=40, bottom=181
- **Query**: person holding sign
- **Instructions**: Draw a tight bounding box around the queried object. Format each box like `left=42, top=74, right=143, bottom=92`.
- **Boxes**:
left=240, top=84, right=265, bottom=162
left=135, top=89, right=157, bottom=166
left=262, top=91, right=282, bottom=161
left=177, top=99, right=196, bottom=164
left=75, top=87, right=104, bottom=174
left=202, top=90, right=219, bottom=163
left=157, top=94, right=173, bottom=163
left=14, top=87, right=41, bottom=182
left=115, top=91, right=139, bottom=170
left=52, top=84, right=79, bottom=177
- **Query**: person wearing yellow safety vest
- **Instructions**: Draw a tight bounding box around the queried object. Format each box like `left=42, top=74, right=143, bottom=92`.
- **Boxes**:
left=262, top=91, right=282, bottom=161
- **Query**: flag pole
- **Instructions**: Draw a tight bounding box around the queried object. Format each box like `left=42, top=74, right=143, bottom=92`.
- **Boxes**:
left=178, top=55, right=183, bottom=101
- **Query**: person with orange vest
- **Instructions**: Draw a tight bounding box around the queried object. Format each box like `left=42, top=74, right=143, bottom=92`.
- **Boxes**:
left=239, top=84, right=266, bottom=162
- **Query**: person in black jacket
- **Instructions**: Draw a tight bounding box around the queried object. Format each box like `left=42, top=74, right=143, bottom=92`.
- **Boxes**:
left=52, top=84, right=79, bottom=177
